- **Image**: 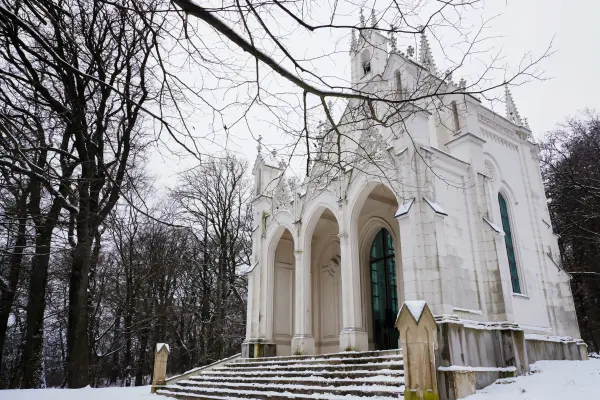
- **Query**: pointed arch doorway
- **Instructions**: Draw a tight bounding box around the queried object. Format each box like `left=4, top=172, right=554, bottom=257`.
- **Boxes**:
left=369, top=228, right=399, bottom=350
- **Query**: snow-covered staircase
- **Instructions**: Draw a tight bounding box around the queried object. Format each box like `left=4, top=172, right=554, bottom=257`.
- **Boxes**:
left=157, top=349, right=405, bottom=399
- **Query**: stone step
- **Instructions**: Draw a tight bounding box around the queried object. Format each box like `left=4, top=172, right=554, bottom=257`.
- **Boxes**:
left=241, top=349, right=400, bottom=363
left=177, top=379, right=404, bottom=394
left=210, top=361, right=404, bottom=373
left=186, top=374, right=403, bottom=387
left=159, top=382, right=405, bottom=399
left=193, top=368, right=404, bottom=380
left=228, top=354, right=403, bottom=368
left=159, top=350, right=405, bottom=399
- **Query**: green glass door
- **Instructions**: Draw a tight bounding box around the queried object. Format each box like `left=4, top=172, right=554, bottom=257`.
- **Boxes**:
left=369, top=228, right=399, bottom=350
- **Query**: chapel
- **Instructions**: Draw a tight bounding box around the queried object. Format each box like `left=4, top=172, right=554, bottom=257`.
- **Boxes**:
left=241, top=21, right=582, bottom=358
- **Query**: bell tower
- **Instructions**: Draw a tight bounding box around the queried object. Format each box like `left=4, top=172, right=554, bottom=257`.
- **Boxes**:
left=350, top=9, right=389, bottom=86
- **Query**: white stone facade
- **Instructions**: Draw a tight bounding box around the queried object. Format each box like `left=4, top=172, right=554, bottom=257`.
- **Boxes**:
left=243, top=28, right=581, bottom=357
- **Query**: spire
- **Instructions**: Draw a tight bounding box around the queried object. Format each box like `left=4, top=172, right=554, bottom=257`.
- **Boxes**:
left=505, top=85, right=523, bottom=126
left=350, top=29, right=357, bottom=53
left=389, top=25, right=397, bottom=53
left=418, top=27, right=436, bottom=74
left=370, top=8, right=377, bottom=28
left=257, top=135, right=262, bottom=154
left=359, top=8, right=366, bottom=27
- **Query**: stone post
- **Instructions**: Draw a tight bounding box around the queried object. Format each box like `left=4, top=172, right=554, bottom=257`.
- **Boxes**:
left=396, top=301, right=439, bottom=400
left=151, top=343, right=170, bottom=393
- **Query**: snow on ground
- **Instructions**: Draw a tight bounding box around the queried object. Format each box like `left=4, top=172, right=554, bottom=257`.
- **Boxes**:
left=465, top=359, right=600, bottom=400
left=0, top=385, right=168, bottom=400
left=0, top=359, right=598, bottom=400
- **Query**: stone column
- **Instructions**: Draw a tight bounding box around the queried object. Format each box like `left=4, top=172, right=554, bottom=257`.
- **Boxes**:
left=338, top=230, right=368, bottom=351
left=151, top=343, right=170, bottom=393
left=396, top=301, right=439, bottom=400
left=291, top=249, right=315, bottom=354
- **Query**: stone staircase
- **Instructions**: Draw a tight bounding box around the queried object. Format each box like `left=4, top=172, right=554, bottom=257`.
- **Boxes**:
left=156, top=349, right=405, bottom=399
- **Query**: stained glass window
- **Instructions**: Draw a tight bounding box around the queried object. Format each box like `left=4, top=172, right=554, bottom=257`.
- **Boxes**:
left=369, top=228, right=399, bottom=350
left=498, top=193, right=521, bottom=294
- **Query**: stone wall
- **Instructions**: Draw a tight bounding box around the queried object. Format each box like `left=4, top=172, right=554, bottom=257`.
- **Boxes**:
left=434, top=317, right=588, bottom=400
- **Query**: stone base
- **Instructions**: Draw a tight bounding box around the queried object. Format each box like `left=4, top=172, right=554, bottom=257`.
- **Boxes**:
left=339, top=328, right=369, bottom=352
left=291, top=335, right=316, bottom=355
left=241, top=340, right=276, bottom=358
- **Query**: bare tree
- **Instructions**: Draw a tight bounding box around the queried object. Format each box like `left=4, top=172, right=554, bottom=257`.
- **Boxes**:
left=171, top=154, right=252, bottom=361
left=540, top=111, right=600, bottom=352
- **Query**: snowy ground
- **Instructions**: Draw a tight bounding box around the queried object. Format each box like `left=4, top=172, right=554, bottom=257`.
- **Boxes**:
left=0, top=359, right=598, bottom=400
left=465, top=359, right=600, bottom=400
left=0, top=385, right=163, bottom=400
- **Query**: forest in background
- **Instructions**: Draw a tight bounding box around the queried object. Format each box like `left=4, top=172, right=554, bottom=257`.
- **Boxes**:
left=0, top=156, right=252, bottom=388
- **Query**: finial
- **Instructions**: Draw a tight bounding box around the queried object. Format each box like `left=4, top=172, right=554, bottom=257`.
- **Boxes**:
left=406, top=45, right=414, bottom=58
left=350, top=29, right=357, bottom=53
left=504, top=84, right=523, bottom=126
left=458, top=78, right=466, bottom=90
left=359, top=8, right=366, bottom=27
left=257, top=135, right=262, bottom=154
left=523, top=117, right=530, bottom=130
left=418, top=27, right=437, bottom=74
left=272, top=149, right=277, bottom=157
left=445, top=70, right=453, bottom=85
left=370, top=8, right=377, bottom=28
left=389, top=26, right=397, bottom=53
left=327, top=99, right=334, bottom=111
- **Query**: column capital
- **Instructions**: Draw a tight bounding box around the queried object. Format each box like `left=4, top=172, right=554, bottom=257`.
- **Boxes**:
left=337, top=232, right=349, bottom=242
left=294, top=249, right=303, bottom=255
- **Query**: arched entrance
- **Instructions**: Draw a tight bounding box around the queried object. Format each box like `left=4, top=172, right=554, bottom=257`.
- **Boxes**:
left=369, top=228, right=399, bottom=350
left=352, top=182, right=402, bottom=351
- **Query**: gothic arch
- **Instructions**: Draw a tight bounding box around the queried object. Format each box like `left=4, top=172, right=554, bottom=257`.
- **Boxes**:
left=300, top=190, right=340, bottom=249
left=497, top=185, right=526, bottom=295
left=347, top=177, right=399, bottom=227
left=265, top=209, right=297, bottom=249
left=358, top=216, right=403, bottom=343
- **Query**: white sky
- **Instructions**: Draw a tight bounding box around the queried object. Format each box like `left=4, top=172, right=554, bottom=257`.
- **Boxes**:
left=148, top=0, right=600, bottom=189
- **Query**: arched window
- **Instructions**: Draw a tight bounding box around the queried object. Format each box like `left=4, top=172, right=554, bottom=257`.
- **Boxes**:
left=394, top=70, right=403, bottom=100
left=369, top=228, right=399, bottom=350
left=498, top=193, right=521, bottom=293
left=361, top=50, right=371, bottom=76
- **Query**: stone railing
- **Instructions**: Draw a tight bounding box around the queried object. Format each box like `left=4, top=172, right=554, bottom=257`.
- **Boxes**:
left=396, top=301, right=589, bottom=400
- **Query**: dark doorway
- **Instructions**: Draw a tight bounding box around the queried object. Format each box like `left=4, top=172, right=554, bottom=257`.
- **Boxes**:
left=369, top=228, right=399, bottom=350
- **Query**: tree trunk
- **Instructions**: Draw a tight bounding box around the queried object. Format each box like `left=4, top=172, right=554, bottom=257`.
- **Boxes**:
left=0, top=194, right=28, bottom=381
left=66, top=237, right=92, bottom=388
left=20, top=233, right=53, bottom=388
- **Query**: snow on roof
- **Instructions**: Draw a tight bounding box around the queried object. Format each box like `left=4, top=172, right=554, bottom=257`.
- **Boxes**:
left=394, top=198, right=415, bottom=218
left=402, top=300, right=427, bottom=322
left=156, top=343, right=170, bottom=353
left=423, top=196, right=448, bottom=216
left=483, top=216, right=504, bottom=235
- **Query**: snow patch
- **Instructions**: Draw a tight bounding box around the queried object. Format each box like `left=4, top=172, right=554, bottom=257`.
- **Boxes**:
left=438, top=366, right=516, bottom=372
left=483, top=217, right=504, bottom=235
left=464, top=359, right=600, bottom=400
left=423, top=196, right=448, bottom=216
left=525, top=333, right=579, bottom=343
left=402, top=300, right=427, bottom=322
left=394, top=198, right=414, bottom=218
left=156, top=343, right=170, bottom=353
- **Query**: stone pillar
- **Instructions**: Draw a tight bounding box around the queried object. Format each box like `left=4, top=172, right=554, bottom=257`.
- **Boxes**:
left=291, top=249, right=315, bottom=354
left=396, top=301, right=439, bottom=400
left=577, top=341, right=589, bottom=360
left=338, top=231, right=368, bottom=351
left=151, top=343, right=170, bottom=393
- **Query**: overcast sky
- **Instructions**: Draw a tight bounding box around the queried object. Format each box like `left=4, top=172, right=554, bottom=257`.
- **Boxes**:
left=148, top=0, right=600, bottom=188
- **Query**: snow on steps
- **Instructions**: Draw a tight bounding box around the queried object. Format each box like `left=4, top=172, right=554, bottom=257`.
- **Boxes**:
left=156, top=349, right=405, bottom=399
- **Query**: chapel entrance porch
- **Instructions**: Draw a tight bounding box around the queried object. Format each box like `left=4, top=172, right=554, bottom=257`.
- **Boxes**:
left=268, top=183, right=403, bottom=355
